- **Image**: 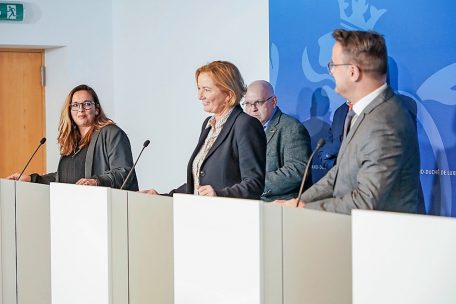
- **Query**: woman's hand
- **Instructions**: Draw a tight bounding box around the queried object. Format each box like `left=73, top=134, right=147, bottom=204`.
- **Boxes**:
left=5, top=173, right=31, bottom=182
left=197, top=185, right=217, bottom=196
left=273, top=198, right=305, bottom=208
left=140, top=189, right=160, bottom=195
left=76, top=178, right=98, bottom=186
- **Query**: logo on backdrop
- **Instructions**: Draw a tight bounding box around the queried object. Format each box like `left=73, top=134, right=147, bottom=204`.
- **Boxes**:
left=270, top=0, right=456, bottom=215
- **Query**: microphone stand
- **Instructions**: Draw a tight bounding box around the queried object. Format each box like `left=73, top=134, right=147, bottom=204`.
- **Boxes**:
left=295, top=138, right=325, bottom=207
left=17, top=137, right=46, bottom=181
left=120, top=140, right=150, bottom=190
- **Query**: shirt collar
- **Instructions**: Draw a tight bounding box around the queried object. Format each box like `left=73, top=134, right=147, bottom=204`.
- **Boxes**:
left=352, top=83, right=387, bottom=116
left=206, top=107, right=234, bottom=129
left=263, top=106, right=278, bottom=130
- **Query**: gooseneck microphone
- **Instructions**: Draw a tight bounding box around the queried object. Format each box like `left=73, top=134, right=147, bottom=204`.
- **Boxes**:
left=17, top=137, right=47, bottom=181
left=120, top=140, right=150, bottom=190
left=295, top=138, right=326, bottom=207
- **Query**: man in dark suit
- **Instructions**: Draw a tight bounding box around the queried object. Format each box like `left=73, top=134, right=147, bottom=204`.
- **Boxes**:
left=276, top=29, right=420, bottom=214
left=244, top=80, right=311, bottom=201
left=317, top=102, right=349, bottom=170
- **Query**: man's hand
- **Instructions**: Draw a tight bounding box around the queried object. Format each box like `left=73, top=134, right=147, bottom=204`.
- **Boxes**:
left=140, top=189, right=160, bottom=195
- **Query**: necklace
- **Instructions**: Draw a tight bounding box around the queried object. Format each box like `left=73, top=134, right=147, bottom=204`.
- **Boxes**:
left=72, top=143, right=82, bottom=157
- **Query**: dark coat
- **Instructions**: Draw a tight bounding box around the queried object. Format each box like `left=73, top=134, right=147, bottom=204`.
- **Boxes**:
left=317, top=103, right=349, bottom=170
left=31, top=124, right=138, bottom=191
left=171, top=105, right=266, bottom=199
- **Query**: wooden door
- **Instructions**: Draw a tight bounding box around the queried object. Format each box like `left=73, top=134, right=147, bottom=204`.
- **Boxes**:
left=0, top=49, right=46, bottom=177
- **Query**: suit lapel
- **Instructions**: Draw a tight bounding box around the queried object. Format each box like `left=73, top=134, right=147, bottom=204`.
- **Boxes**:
left=338, top=112, right=365, bottom=156
left=336, top=87, right=394, bottom=173
left=266, top=108, right=281, bottom=144
left=203, top=105, right=242, bottom=162
left=85, top=128, right=100, bottom=177
left=188, top=117, right=212, bottom=164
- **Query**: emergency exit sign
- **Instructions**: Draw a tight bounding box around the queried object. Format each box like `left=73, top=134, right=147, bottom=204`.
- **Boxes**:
left=0, top=3, right=24, bottom=21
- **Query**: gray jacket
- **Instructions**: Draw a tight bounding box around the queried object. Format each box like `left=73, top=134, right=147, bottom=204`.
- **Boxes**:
left=262, top=108, right=311, bottom=201
left=31, top=124, right=138, bottom=190
left=302, top=87, right=420, bottom=214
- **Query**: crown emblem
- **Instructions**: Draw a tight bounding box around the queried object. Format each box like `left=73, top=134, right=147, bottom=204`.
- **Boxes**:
left=338, top=0, right=387, bottom=30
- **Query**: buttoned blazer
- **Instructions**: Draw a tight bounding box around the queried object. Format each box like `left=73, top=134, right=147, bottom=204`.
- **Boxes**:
left=302, top=87, right=420, bottom=214
left=171, top=105, right=266, bottom=199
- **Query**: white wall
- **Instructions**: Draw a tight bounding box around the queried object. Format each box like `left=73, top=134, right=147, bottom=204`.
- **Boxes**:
left=112, top=0, right=269, bottom=190
left=0, top=0, right=114, bottom=171
left=1, top=0, right=269, bottom=190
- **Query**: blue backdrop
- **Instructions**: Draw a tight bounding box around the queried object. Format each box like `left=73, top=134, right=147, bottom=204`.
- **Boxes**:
left=269, top=0, right=456, bottom=216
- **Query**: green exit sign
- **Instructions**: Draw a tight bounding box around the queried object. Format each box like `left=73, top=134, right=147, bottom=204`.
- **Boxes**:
left=0, top=3, right=24, bottom=21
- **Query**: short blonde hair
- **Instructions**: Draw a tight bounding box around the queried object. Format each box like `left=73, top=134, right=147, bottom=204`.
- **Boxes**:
left=195, top=61, right=246, bottom=107
left=333, top=29, right=387, bottom=78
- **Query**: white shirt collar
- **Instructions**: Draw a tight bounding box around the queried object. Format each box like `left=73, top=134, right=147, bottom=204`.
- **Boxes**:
left=352, top=83, right=387, bottom=116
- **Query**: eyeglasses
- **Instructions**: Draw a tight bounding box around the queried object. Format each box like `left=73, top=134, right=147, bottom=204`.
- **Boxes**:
left=242, top=96, right=274, bottom=109
left=70, top=100, right=95, bottom=111
left=327, top=61, right=352, bottom=73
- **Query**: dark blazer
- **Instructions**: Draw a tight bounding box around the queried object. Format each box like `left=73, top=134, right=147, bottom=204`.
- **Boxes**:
left=31, top=124, right=139, bottom=191
left=303, top=87, right=420, bottom=214
left=317, top=103, right=349, bottom=169
left=261, top=107, right=311, bottom=201
left=171, top=105, right=266, bottom=199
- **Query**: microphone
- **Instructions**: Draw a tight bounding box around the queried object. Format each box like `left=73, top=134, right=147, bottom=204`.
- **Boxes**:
left=17, top=137, right=47, bottom=181
left=120, top=140, right=150, bottom=190
left=295, top=138, right=325, bottom=207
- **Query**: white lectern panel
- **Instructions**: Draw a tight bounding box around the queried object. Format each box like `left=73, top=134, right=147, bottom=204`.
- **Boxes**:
left=50, top=183, right=126, bottom=304
left=352, top=210, right=456, bottom=304
left=0, top=179, right=50, bottom=304
left=16, top=181, right=51, bottom=304
left=0, top=179, right=16, bottom=304
left=110, top=189, right=128, bottom=304
left=282, top=208, right=351, bottom=304
left=173, top=194, right=261, bottom=304
left=260, top=203, right=283, bottom=304
left=127, top=192, right=174, bottom=304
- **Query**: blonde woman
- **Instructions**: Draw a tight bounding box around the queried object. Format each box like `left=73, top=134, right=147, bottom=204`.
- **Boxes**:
left=7, top=84, right=138, bottom=190
left=143, top=61, right=266, bottom=199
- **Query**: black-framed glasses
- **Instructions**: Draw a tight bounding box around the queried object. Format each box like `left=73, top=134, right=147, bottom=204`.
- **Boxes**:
left=70, top=100, right=95, bottom=111
left=242, top=95, right=274, bottom=109
left=327, top=61, right=352, bottom=73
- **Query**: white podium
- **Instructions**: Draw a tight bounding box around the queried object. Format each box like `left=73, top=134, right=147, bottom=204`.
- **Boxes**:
left=352, top=210, right=456, bottom=304
left=0, top=179, right=50, bottom=304
left=173, top=194, right=263, bottom=304
left=127, top=190, right=174, bottom=304
left=172, top=195, right=351, bottom=304
left=1, top=180, right=353, bottom=304
left=282, top=208, right=352, bottom=304
left=50, top=183, right=174, bottom=304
